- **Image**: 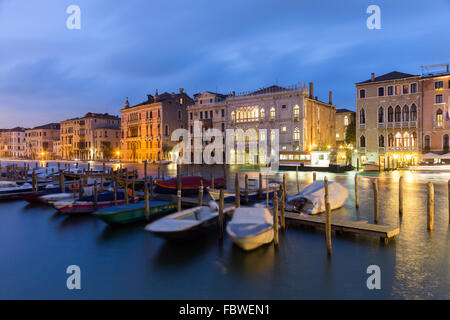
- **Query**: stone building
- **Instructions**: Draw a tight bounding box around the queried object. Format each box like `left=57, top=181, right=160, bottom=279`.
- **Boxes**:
left=420, top=65, right=450, bottom=154
left=226, top=83, right=336, bottom=164
left=25, top=123, right=60, bottom=160
left=335, top=108, right=356, bottom=147
left=356, top=71, right=422, bottom=167
left=120, top=89, right=194, bottom=162
left=60, top=113, right=121, bottom=160
left=187, top=91, right=228, bottom=162
left=0, top=127, right=26, bottom=158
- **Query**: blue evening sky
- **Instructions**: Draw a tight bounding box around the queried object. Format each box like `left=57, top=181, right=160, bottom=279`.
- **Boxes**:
left=0, top=0, right=449, bottom=127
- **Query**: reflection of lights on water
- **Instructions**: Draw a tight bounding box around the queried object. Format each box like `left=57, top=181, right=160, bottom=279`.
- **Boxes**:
left=405, top=171, right=414, bottom=183
left=113, top=163, right=121, bottom=171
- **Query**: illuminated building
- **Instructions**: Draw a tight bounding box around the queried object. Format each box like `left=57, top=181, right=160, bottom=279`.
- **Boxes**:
left=25, top=123, right=60, bottom=160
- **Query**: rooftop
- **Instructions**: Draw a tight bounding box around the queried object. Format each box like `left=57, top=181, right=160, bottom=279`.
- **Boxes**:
left=29, top=123, right=60, bottom=130
left=357, top=71, right=418, bottom=84
left=336, top=108, right=355, bottom=114
left=63, top=112, right=120, bottom=122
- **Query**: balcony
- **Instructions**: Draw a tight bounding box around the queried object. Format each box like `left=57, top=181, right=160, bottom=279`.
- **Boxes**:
left=409, top=121, right=417, bottom=127
left=293, top=115, right=300, bottom=122
left=359, top=147, right=366, bottom=153
left=377, top=122, right=385, bottom=128
left=433, top=120, right=443, bottom=129
left=378, top=147, right=385, bottom=153
left=359, top=124, right=366, bottom=129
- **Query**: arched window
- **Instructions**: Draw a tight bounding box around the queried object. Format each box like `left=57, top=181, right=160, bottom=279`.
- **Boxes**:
left=410, top=104, right=417, bottom=121
left=436, top=109, right=443, bottom=127
left=293, top=127, right=300, bottom=141
left=388, top=133, right=394, bottom=147
left=344, top=115, right=349, bottom=126
left=388, top=106, right=394, bottom=122
left=260, top=108, right=265, bottom=120
left=444, top=134, right=449, bottom=150
left=395, top=132, right=402, bottom=147
left=231, top=111, right=235, bottom=122
left=293, top=105, right=300, bottom=118
left=360, top=108, right=366, bottom=124
left=402, top=105, right=409, bottom=122
left=403, top=132, right=410, bottom=148
left=360, top=135, right=366, bottom=148
left=378, top=107, right=384, bottom=123
left=270, top=107, right=276, bottom=120
left=378, top=135, right=384, bottom=147
left=395, top=106, right=401, bottom=122
left=411, top=132, right=417, bottom=147
left=424, top=135, right=431, bottom=149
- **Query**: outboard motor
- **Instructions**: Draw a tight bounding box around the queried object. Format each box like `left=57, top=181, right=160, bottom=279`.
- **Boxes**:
left=293, top=197, right=308, bottom=212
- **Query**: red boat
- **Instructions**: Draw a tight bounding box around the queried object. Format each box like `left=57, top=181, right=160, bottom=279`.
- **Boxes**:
left=154, top=176, right=225, bottom=196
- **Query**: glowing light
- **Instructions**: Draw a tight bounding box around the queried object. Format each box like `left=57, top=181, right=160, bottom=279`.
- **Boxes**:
left=40, top=152, right=45, bottom=156
left=393, top=154, right=399, bottom=159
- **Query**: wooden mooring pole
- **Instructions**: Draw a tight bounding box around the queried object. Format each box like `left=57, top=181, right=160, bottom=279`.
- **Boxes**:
left=355, top=173, right=359, bottom=208
left=373, top=180, right=379, bottom=224
left=273, top=192, right=279, bottom=246
left=198, top=179, right=203, bottom=207
left=244, top=174, right=249, bottom=204
left=399, top=176, right=404, bottom=216
left=235, top=173, right=240, bottom=208
left=324, top=177, right=332, bottom=255
left=427, top=182, right=434, bottom=231
left=296, top=165, right=300, bottom=193
left=145, top=181, right=150, bottom=221
left=313, top=172, right=316, bottom=181
left=218, top=189, right=224, bottom=241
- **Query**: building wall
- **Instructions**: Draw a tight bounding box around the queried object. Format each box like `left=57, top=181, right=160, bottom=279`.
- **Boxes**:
left=0, top=129, right=26, bottom=158
left=356, top=76, right=422, bottom=164
left=93, top=128, right=121, bottom=160
left=335, top=111, right=355, bottom=146
left=421, top=74, right=450, bottom=153
left=25, top=127, right=60, bottom=159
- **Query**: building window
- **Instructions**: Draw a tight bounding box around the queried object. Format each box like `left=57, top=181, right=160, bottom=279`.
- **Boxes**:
left=403, top=132, right=410, bottom=148
left=359, top=89, right=366, bottom=99
left=379, top=135, right=384, bottom=148
left=293, top=127, right=300, bottom=141
left=200, top=111, right=203, bottom=119
left=260, top=108, right=265, bottom=120
left=189, top=112, right=193, bottom=120
left=210, top=110, right=213, bottom=119
left=378, top=107, right=384, bottom=123
left=270, top=107, right=275, bottom=120
left=359, top=108, right=366, bottom=124
left=231, top=111, right=235, bottom=122
left=388, top=133, right=394, bottom=147
left=281, top=126, right=287, bottom=132
left=395, top=132, right=402, bottom=147
left=359, top=135, right=366, bottom=148
left=444, top=134, right=449, bottom=151
left=410, top=83, right=417, bottom=93
left=424, top=135, right=430, bottom=150
left=436, top=95, right=443, bottom=103
left=178, top=110, right=182, bottom=120
left=403, top=84, right=409, bottom=94
left=436, top=109, right=443, bottom=127
left=165, top=125, right=169, bottom=136
left=395, top=106, right=401, bottom=122
left=378, top=87, right=384, bottom=96
left=388, top=106, right=394, bottom=122
left=344, top=115, right=349, bottom=126
left=395, top=85, right=401, bottom=95
left=411, top=132, right=417, bottom=147
left=410, top=104, right=417, bottom=121
left=221, top=109, right=225, bottom=117
left=293, top=105, right=300, bottom=118
left=388, top=86, right=394, bottom=96
left=435, top=81, right=444, bottom=89
left=402, top=105, right=409, bottom=122
left=221, top=123, right=225, bottom=132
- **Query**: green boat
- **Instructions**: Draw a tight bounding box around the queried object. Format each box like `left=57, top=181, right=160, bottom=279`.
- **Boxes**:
left=93, top=200, right=177, bottom=225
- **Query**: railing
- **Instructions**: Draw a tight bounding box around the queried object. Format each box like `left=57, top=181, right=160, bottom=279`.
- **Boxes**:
left=378, top=147, right=385, bottom=153
left=359, top=147, right=366, bottom=153
left=226, top=83, right=308, bottom=100
left=377, top=122, right=385, bottom=128
left=409, top=121, right=417, bottom=127
left=433, top=120, right=443, bottom=128
left=359, top=124, right=366, bottom=129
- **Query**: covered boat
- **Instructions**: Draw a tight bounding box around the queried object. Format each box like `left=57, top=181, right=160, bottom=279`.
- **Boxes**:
left=53, top=191, right=138, bottom=214
left=145, top=202, right=234, bottom=239
left=20, top=184, right=67, bottom=203
left=154, top=176, right=225, bottom=196
left=226, top=207, right=274, bottom=251
left=286, top=180, right=348, bottom=215
left=0, top=181, right=35, bottom=200
left=93, top=200, right=177, bottom=225
left=207, top=179, right=279, bottom=203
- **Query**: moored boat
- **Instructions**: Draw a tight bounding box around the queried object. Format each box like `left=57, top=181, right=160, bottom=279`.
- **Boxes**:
left=154, top=176, right=225, bottom=196
left=286, top=180, right=349, bottom=214
left=226, top=207, right=274, bottom=251
left=53, top=191, right=138, bottom=214
left=93, top=200, right=177, bottom=225
left=145, top=202, right=234, bottom=239
left=20, top=184, right=68, bottom=203
left=207, top=179, right=280, bottom=203
left=0, top=181, right=36, bottom=200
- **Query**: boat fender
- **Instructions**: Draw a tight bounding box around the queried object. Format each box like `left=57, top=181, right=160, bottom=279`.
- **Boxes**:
left=69, top=183, right=80, bottom=191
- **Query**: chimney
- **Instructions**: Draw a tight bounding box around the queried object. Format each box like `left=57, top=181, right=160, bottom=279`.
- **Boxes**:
left=329, top=91, right=332, bottom=105
left=154, top=89, right=159, bottom=102
left=309, top=82, right=314, bottom=99
left=179, top=88, right=184, bottom=94
left=371, top=73, right=375, bottom=81
left=315, top=96, right=318, bottom=101
left=124, top=97, right=129, bottom=108
left=146, top=94, right=152, bottom=101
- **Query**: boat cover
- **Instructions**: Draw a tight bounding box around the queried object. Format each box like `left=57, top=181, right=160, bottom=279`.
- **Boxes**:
left=227, top=207, right=273, bottom=239
left=286, top=180, right=348, bottom=214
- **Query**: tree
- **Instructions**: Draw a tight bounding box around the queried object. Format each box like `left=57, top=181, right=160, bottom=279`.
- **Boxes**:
left=345, top=119, right=356, bottom=146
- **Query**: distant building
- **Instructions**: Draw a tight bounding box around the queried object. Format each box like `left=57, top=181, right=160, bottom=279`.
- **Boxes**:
left=420, top=65, right=450, bottom=154
left=60, top=113, right=121, bottom=160
left=355, top=71, right=421, bottom=166
left=187, top=91, right=228, bottom=161
left=335, top=108, right=355, bottom=147
left=25, top=123, right=60, bottom=160
left=53, top=140, right=61, bottom=159
left=226, top=83, right=336, bottom=164
left=0, top=127, right=26, bottom=158
left=120, top=89, right=194, bottom=162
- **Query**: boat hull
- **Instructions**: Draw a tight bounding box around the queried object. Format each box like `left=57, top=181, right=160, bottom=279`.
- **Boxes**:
left=227, top=226, right=274, bottom=251
left=94, top=201, right=177, bottom=225
left=150, top=217, right=218, bottom=240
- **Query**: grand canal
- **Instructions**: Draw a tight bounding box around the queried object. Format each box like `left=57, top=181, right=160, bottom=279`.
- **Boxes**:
left=0, top=160, right=448, bottom=299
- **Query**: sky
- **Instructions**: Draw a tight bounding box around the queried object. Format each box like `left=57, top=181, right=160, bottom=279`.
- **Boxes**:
left=0, top=0, right=449, bottom=128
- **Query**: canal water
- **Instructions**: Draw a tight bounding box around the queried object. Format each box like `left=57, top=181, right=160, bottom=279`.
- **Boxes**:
left=0, top=160, right=448, bottom=299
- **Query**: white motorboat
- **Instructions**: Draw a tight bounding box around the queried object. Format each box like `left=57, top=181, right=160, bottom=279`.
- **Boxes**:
left=145, top=201, right=234, bottom=239
left=286, top=180, right=348, bottom=215
left=39, top=193, right=75, bottom=204
left=226, top=207, right=274, bottom=251
left=207, top=178, right=280, bottom=203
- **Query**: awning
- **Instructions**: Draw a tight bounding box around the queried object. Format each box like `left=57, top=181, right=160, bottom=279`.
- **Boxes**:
left=419, top=153, right=440, bottom=159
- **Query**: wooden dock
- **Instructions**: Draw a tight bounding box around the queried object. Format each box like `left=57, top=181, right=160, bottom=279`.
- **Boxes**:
left=284, top=211, right=399, bottom=242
